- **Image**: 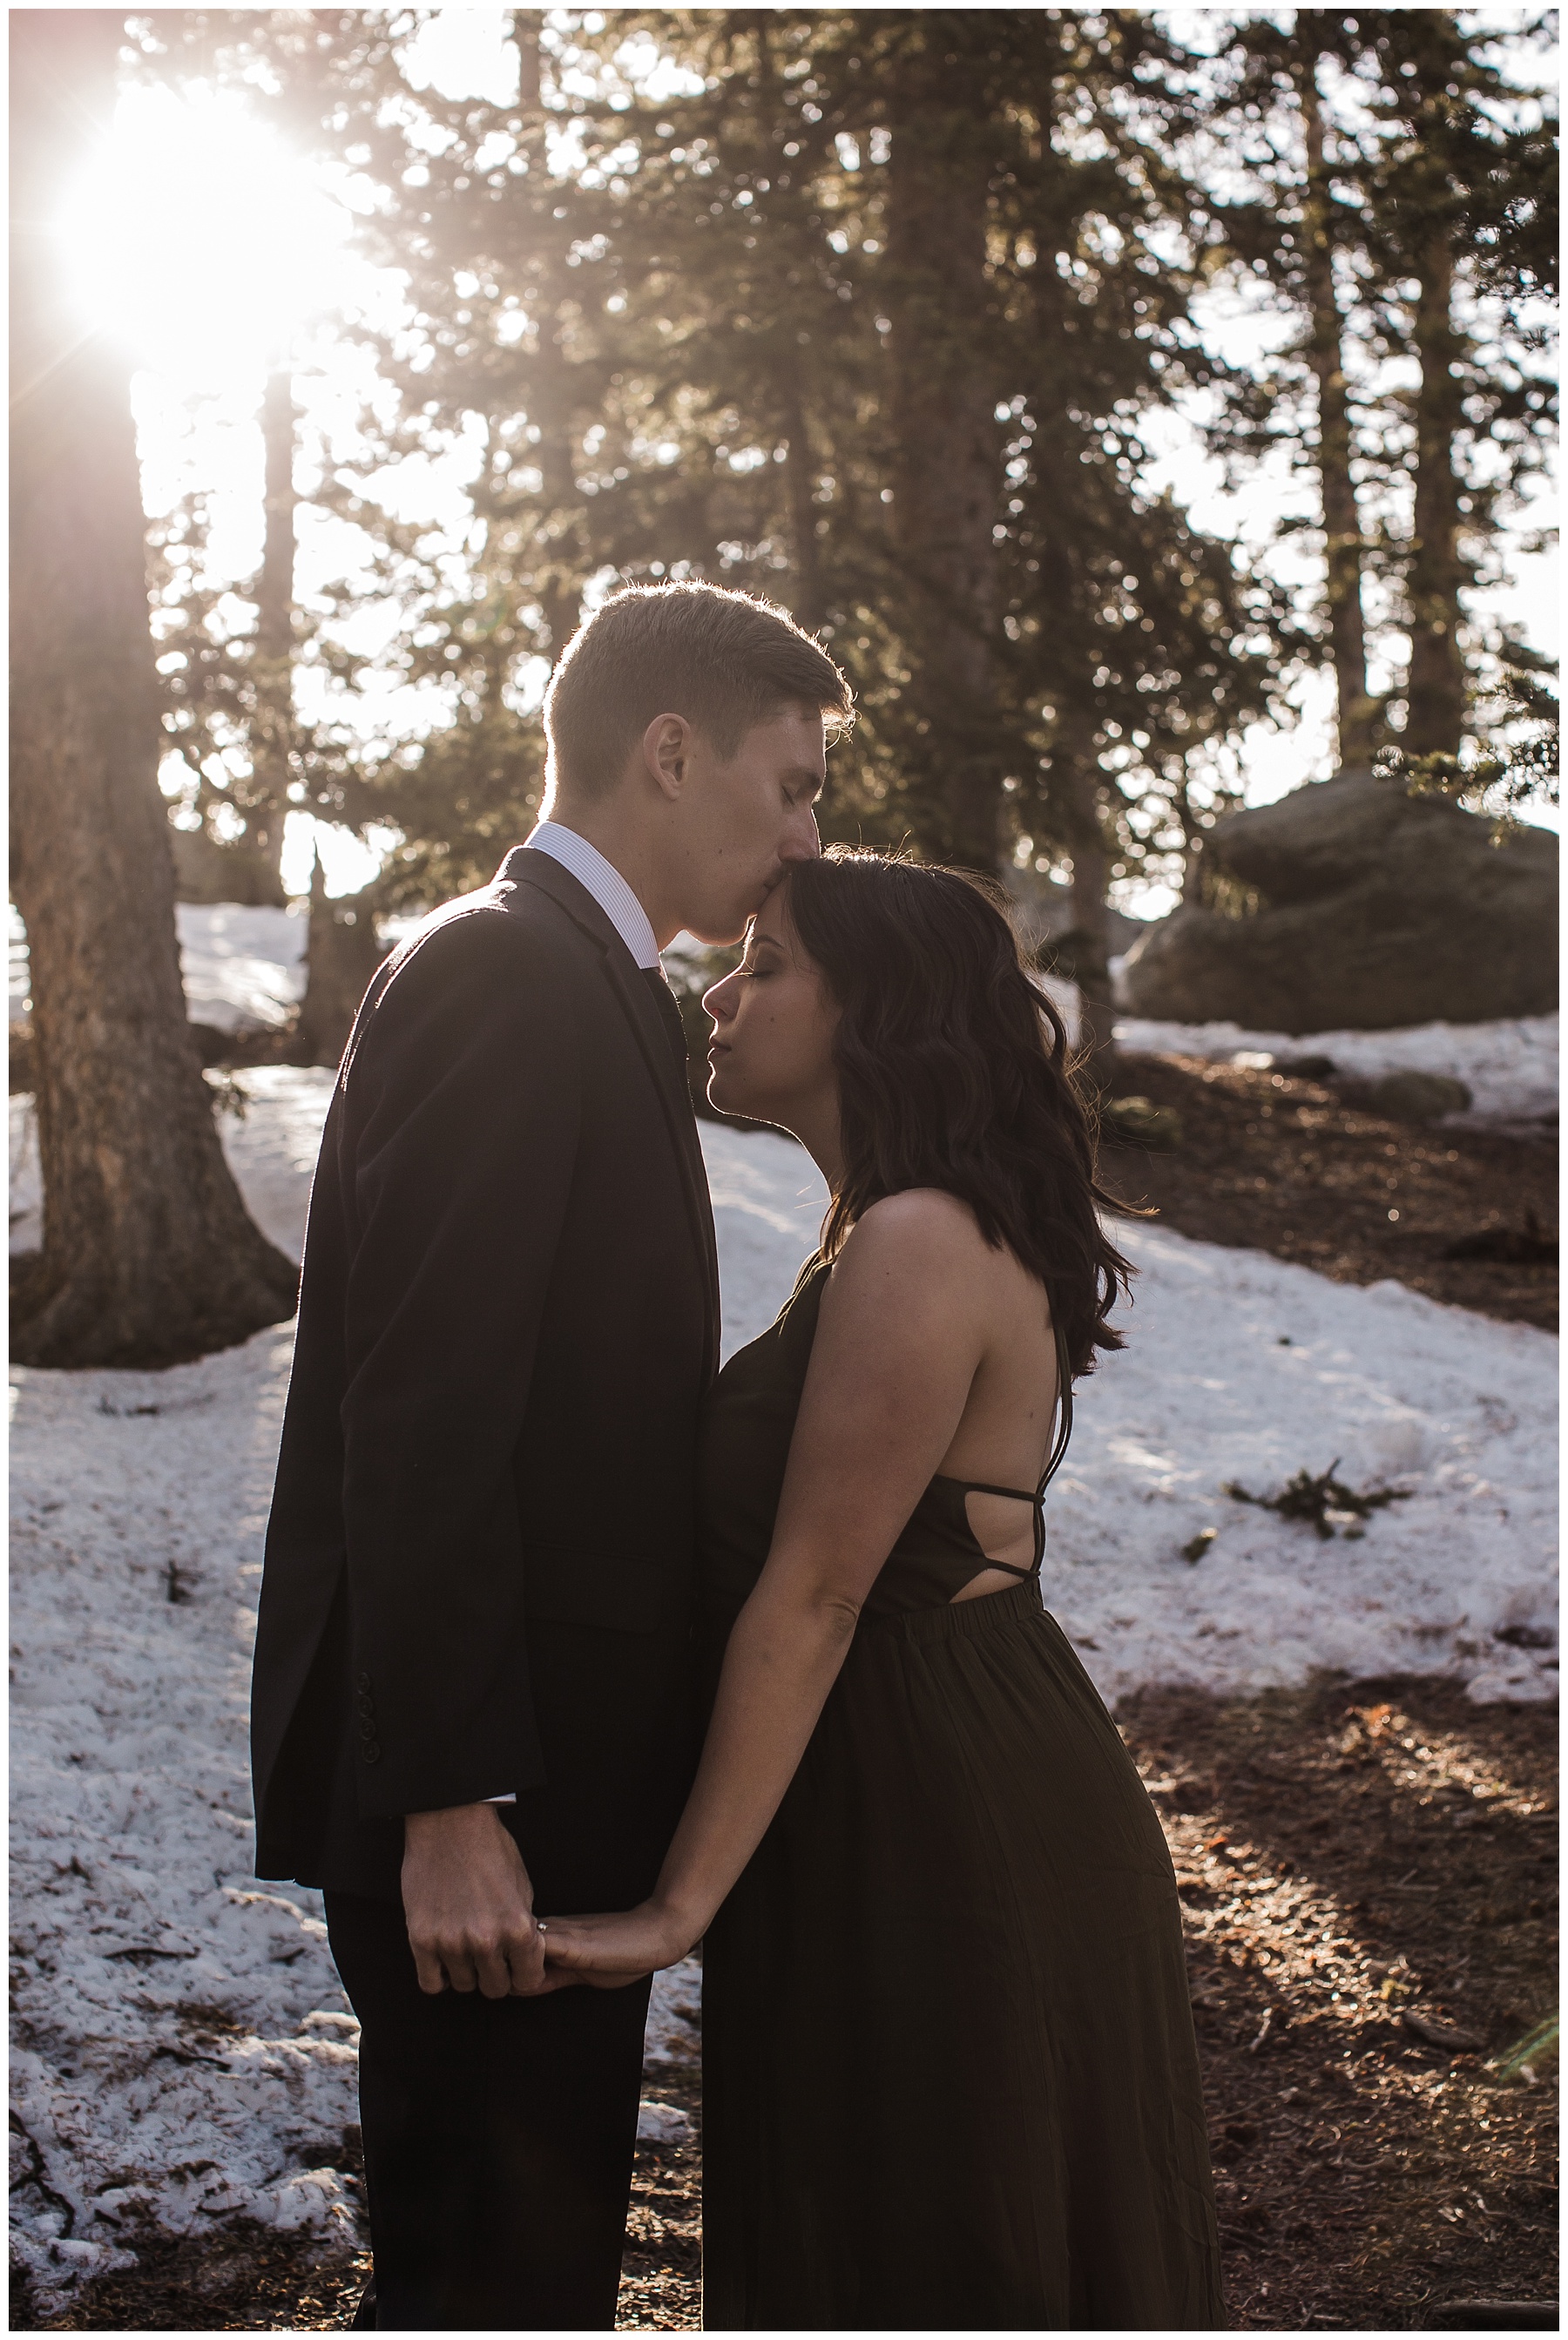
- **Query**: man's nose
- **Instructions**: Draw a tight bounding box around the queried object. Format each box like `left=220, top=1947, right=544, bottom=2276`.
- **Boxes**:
left=780, top=806, right=821, bottom=863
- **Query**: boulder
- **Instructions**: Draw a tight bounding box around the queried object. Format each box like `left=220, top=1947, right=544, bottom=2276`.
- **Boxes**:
left=1364, top=1071, right=1472, bottom=1123
left=1119, top=774, right=1558, bottom=1032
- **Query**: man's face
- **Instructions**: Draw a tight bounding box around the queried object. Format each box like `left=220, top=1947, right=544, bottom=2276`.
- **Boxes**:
left=672, top=705, right=825, bottom=943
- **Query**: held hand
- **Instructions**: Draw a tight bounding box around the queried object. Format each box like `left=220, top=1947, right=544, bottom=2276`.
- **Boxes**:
left=541, top=1900, right=698, bottom=1992
left=401, top=1803, right=550, bottom=1998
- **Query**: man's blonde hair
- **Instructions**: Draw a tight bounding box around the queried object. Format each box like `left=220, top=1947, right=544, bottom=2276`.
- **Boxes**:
left=544, top=581, right=852, bottom=806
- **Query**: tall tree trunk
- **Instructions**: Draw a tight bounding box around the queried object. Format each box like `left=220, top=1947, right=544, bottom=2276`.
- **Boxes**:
left=242, top=362, right=295, bottom=903
left=1057, top=726, right=1117, bottom=1088
left=512, top=9, right=578, bottom=660
left=884, top=20, right=1002, bottom=870
left=1404, top=226, right=1467, bottom=757
left=10, top=10, right=298, bottom=1366
left=1301, top=61, right=1375, bottom=771
left=294, top=854, right=385, bottom=1069
left=781, top=387, right=825, bottom=636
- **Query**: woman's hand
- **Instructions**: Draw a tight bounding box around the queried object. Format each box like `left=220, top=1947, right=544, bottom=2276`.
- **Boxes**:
left=541, top=1899, right=699, bottom=1990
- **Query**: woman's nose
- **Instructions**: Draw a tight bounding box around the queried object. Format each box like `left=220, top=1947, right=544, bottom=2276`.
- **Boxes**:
left=702, top=971, right=738, bottom=1024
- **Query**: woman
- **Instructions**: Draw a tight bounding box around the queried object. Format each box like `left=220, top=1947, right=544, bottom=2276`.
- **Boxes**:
left=544, top=849, right=1223, bottom=2330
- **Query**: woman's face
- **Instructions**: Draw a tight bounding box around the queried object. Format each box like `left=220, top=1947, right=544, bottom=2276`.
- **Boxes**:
left=702, top=883, right=841, bottom=1139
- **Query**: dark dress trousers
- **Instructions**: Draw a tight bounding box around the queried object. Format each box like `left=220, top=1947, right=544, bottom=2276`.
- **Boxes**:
left=249, top=845, right=719, bottom=2329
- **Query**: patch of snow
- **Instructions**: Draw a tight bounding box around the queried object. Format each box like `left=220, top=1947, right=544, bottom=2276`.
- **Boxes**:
left=10, top=903, right=30, bottom=1021
left=176, top=904, right=308, bottom=1033
left=1112, top=1010, right=1558, bottom=1125
left=10, top=1321, right=357, bottom=2311
left=10, top=903, right=307, bottom=1035
left=10, top=1091, right=1556, bottom=2308
left=10, top=1093, right=39, bottom=1253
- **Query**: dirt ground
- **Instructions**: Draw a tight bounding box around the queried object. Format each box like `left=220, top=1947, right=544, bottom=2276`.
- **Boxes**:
left=16, top=1054, right=1558, bottom=2333
left=1100, top=1051, right=1557, bottom=1335
left=20, top=1675, right=1554, bottom=2335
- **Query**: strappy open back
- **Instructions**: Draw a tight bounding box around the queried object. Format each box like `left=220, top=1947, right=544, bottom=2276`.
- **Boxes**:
left=697, top=1261, right=1077, bottom=1627
left=929, top=1315, right=1075, bottom=1586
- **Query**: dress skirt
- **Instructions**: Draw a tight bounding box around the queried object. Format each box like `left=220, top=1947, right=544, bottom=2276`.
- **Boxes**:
left=700, top=1582, right=1225, bottom=2331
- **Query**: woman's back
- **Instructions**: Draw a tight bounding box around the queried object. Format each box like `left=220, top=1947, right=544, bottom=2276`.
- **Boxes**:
left=700, top=1220, right=1072, bottom=1622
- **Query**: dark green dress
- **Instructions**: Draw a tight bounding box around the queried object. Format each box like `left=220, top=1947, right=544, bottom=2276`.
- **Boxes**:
left=696, top=1261, right=1224, bottom=2331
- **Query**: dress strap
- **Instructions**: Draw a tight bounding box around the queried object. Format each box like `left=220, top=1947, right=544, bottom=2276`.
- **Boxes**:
left=956, top=1320, right=1075, bottom=1579
left=1021, top=1321, right=1075, bottom=1572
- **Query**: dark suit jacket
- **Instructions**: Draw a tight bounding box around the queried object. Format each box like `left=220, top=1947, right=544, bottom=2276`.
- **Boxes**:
left=249, top=847, right=720, bottom=1906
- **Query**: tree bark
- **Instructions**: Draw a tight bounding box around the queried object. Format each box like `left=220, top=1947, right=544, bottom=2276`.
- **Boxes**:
left=510, top=9, right=578, bottom=661
left=1056, top=728, right=1117, bottom=1088
left=1404, top=225, right=1467, bottom=757
left=1301, top=61, right=1376, bottom=771
left=293, top=856, right=385, bottom=1069
left=781, top=387, right=825, bottom=637
left=242, top=362, right=295, bottom=903
left=883, top=19, right=1003, bottom=870
left=10, top=9, right=298, bottom=1366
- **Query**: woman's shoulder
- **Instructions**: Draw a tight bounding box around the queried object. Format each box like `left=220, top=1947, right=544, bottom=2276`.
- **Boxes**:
left=828, top=1189, right=996, bottom=1294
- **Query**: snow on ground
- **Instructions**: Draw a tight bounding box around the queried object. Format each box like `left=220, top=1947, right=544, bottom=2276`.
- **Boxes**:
left=10, top=1072, right=1557, bottom=2309
left=175, top=904, right=308, bottom=1033
left=1113, top=1009, right=1558, bottom=1125
left=10, top=903, right=308, bottom=1033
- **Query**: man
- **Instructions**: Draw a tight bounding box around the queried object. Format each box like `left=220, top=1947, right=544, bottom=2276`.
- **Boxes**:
left=250, top=582, right=852, bottom=2329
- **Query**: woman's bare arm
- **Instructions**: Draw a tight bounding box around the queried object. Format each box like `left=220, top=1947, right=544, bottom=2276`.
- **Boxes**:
left=541, top=1194, right=990, bottom=1982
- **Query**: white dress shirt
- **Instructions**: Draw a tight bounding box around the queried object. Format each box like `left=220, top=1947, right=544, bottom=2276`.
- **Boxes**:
left=483, top=822, right=662, bottom=1804
left=522, top=821, right=660, bottom=969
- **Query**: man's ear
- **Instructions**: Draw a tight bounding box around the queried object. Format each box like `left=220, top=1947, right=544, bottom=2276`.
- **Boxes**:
left=642, top=713, right=692, bottom=801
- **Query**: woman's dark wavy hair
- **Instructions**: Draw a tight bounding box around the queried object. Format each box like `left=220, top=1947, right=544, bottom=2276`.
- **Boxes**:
left=782, top=846, right=1132, bottom=1378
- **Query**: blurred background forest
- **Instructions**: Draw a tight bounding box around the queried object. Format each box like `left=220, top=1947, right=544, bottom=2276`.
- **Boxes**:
left=10, top=5, right=1558, bottom=1365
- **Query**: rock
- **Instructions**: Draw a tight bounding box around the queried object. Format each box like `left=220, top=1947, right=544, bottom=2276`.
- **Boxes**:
left=636, top=2100, right=693, bottom=2145
left=1102, top=1095, right=1182, bottom=1152
left=1119, top=774, right=1558, bottom=1032
left=1364, top=1070, right=1472, bottom=1122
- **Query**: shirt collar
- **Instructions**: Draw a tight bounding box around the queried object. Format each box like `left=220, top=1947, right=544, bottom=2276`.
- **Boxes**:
left=522, top=821, right=660, bottom=970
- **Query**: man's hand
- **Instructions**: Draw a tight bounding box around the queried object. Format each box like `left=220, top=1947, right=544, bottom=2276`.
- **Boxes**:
left=401, top=1803, right=550, bottom=1998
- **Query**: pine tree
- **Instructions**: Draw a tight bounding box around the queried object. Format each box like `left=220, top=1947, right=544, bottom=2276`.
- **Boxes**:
left=10, top=8, right=297, bottom=1366
left=1201, top=9, right=1556, bottom=778
left=154, top=364, right=296, bottom=906
left=1200, top=13, right=1384, bottom=771
left=339, top=17, right=1280, bottom=889
left=1354, top=9, right=1557, bottom=762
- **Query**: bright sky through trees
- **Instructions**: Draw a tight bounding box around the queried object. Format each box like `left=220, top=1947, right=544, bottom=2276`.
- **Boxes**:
left=52, top=10, right=1560, bottom=907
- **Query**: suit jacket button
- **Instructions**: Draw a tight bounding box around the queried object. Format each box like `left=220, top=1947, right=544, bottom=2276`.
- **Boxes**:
left=357, top=1670, right=372, bottom=1691
left=361, top=1739, right=382, bottom=1764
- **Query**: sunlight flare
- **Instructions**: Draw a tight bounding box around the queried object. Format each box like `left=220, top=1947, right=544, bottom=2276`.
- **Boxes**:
left=59, top=84, right=357, bottom=386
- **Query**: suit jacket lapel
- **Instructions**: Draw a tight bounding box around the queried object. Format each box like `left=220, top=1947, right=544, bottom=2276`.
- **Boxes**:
left=502, top=849, right=722, bottom=1383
